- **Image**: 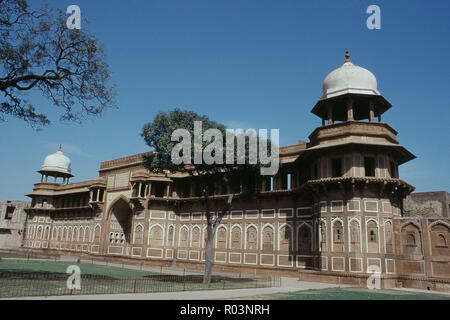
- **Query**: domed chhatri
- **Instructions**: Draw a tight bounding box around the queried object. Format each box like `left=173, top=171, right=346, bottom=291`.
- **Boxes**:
left=38, top=145, right=74, bottom=184
left=322, top=50, right=380, bottom=99
left=312, top=51, right=392, bottom=123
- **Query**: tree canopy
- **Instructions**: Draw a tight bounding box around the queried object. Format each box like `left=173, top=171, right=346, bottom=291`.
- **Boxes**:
left=0, top=0, right=116, bottom=128
left=141, top=108, right=263, bottom=197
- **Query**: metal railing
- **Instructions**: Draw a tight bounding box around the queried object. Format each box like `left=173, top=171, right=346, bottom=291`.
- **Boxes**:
left=0, top=250, right=57, bottom=261
left=0, top=272, right=280, bottom=298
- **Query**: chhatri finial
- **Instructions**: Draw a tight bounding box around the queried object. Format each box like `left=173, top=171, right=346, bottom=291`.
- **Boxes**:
left=58, top=144, right=62, bottom=151
left=345, top=50, right=351, bottom=62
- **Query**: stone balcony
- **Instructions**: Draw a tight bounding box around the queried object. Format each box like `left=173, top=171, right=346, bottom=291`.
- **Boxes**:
left=308, top=121, right=398, bottom=147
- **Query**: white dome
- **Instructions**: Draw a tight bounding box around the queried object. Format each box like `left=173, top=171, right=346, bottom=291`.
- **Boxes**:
left=322, top=52, right=380, bottom=99
left=40, top=146, right=72, bottom=176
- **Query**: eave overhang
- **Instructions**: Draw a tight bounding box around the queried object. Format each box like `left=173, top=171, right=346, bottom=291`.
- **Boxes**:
left=311, top=93, right=392, bottom=121
left=296, top=141, right=416, bottom=165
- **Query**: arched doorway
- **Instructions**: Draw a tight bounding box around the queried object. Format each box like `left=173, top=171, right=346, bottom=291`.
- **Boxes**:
left=104, top=196, right=133, bottom=255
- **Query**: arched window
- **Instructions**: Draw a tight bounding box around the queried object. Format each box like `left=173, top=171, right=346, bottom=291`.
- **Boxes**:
left=179, top=227, right=189, bottom=247
left=279, top=225, right=291, bottom=252
left=94, top=226, right=101, bottom=243
left=149, top=225, right=164, bottom=247
left=366, top=220, right=379, bottom=253
left=384, top=220, right=394, bottom=253
left=401, top=223, right=422, bottom=255
left=262, top=226, right=274, bottom=251
left=332, top=220, right=344, bottom=252
left=67, top=227, right=72, bottom=241
left=62, top=227, right=67, bottom=241
left=36, top=226, right=43, bottom=240
left=437, top=234, right=447, bottom=247
left=333, top=221, right=342, bottom=242
left=297, top=224, right=312, bottom=254
left=44, top=226, right=50, bottom=240
left=134, top=225, right=144, bottom=245
left=216, top=227, right=227, bottom=249
left=407, top=233, right=416, bottom=246
left=191, top=227, right=201, bottom=248
left=79, top=227, right=85, bottom=243
left=431, top=223, right=449, bottom=251
left=349, top=220, right=360, bottom=252
left=246, top=226, right=257, bottom=250
left=85, top=227, right=91, bottom=243
left=231, top=226, right=242, bottom=249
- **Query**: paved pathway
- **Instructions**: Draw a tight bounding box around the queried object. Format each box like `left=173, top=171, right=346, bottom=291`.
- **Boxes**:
left=390, top=287, right=450, bottom=297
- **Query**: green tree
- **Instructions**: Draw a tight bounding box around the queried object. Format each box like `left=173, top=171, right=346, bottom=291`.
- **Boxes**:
left=141, top=109, right=263, bottom=285
left=0, top=0, right=116, bottom=128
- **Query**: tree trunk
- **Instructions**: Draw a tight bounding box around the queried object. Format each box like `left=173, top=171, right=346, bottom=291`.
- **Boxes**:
left=203, top=192, right=233, bottom=286
left=203, top=224, right=215, bottom=286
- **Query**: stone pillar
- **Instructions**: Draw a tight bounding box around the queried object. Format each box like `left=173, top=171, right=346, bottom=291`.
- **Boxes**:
left=378, top=114, right=382, bottom=122
left=322, top=118, right=325, bottom=126
left=369, top=103, right=375, bottom=122
left=327, top=105, right=333, bottom=125
left=422, top=219, right=432, bottom=277
left=347, top=98, right=354, bottom=121
left=190, top=182, right=195, bottom=198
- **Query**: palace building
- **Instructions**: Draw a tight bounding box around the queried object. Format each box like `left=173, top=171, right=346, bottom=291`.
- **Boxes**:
left=22, top=52, right=450, bottom=291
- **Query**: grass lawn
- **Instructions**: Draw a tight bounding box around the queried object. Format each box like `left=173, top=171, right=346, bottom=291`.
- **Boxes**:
left=236, top=287, right=450, bottom=300
left=0, top=260, right=266, bottom=297
left=0, top=260, right=154, bottom=278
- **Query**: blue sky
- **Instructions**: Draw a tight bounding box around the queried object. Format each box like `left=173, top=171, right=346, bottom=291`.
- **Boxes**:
left=1, top=0, right=449, bottom=200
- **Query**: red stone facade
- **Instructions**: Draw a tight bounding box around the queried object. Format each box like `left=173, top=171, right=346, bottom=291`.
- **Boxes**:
left=22, top=56, right=450, bottom=292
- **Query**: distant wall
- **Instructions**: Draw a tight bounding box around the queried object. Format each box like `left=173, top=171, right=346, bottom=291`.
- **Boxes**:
left=0, top=200, right=30, bottom=249
left=404, top=191, right=449, bottom=217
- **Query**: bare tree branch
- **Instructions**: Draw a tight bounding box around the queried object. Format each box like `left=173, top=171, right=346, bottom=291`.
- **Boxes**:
left=0, top=0, right=117, bottom=128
